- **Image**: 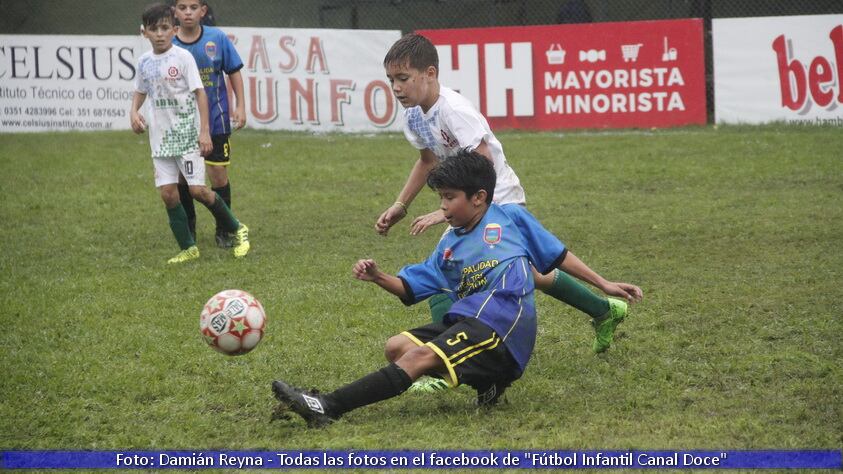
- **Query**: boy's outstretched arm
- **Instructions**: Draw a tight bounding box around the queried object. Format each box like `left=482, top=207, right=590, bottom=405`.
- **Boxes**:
left=353, top=259, right=408, bottom=300
left=375, top=149, right=438, bottom=236
left=558, top=251, right=643, bottom=303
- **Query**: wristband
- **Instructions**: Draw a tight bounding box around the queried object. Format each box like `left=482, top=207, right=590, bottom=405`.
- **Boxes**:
left=394, top=201, right=408, bottom=214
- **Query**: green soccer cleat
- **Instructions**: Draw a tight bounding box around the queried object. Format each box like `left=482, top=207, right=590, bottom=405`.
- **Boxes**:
left=407, top=376, right=450, bottom=394
left=592, top=298, right=628, bottom=353
left=167, top=245, right=199, bottom=264
left=232, top=224, right=250, bottom=258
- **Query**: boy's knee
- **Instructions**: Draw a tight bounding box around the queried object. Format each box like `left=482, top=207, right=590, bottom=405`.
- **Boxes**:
left=188, top=185, right=213, bottom=205
left=207, top=166, right=228, bottom=187
left=534, top=268, right=555, bottom=291
left=159, top=186, right=180, bottom=207
left=384, top=334, right=414, bottom=362
left=396, top=345, right=441, bottom=378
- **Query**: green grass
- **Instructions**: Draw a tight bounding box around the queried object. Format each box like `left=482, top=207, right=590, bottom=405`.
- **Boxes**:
left=1, top=125, right=841, bottom=452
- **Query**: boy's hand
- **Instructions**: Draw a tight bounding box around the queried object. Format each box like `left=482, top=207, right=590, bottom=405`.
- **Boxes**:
left=231, top=106, right=246, bottom=130
left=410, top=209, right=446, bottom=235
left=130, top=113, right=147, bottom=134
left=375, top=203, right=407, bottom=236
left=198, top=132, right=212, bottom=157
left=353, top=259, right=380, bottom=281
left=601, top=282, right=643, bottom=303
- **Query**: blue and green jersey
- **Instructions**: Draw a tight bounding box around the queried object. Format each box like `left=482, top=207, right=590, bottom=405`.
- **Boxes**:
left=397, top=203, right=566, bottom=372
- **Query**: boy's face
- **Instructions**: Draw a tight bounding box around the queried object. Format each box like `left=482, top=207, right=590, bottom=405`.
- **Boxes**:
left=174, top=0, right=207, bottom=29
left=143, top=18, right=176, bottom=53
left=385, top=61, right=437, bottom=111
left=437, top=187, right=486, bottom=229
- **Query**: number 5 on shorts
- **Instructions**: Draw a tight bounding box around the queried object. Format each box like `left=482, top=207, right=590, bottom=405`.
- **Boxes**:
left=446, top=332, right=467, bottom=346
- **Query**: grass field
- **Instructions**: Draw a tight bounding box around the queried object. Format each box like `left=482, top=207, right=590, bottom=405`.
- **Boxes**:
left=1, top=125, right=841, bottom=454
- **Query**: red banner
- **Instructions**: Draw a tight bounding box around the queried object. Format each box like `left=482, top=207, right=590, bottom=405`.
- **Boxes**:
left=418, top=19, right=706, bottom=130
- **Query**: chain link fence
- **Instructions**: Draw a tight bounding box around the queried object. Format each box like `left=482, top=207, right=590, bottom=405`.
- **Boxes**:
left=2, top=0, right=840, bottom=123
left=2, top=0, right=841, bottom=35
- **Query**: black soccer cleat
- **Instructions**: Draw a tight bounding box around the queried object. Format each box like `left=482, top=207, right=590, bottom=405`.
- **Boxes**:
left=215, top=228, right=235, bottom=248
left=475, top=381, right=509, bottom=407
left=271, top=380, right=337, bottom=428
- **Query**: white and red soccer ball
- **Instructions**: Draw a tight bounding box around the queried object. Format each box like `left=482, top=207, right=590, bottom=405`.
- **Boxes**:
left=200, top=289, right=266, bottom=355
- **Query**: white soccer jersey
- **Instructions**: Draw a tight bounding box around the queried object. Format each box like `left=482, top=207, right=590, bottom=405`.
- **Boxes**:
left=403, top=86, right=526, bottom=205
left=134, top=46, right=203, bottom=158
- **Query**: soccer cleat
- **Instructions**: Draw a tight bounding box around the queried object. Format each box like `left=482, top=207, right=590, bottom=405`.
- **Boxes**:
left=408, top=376, right=450, bottom=393
left=475, top=381, right=508, bottom=406
left=232, top=224, right=250, bottom=258
left=271, top=380, right=337, bottom=428
left=167, top=245, right=199, bottom=264
left=592, top=298, right=628, bottom=353
left=215, top=229, right=234, bottom=248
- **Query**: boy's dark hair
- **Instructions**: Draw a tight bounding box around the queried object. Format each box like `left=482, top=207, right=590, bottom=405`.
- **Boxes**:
left=142, top=3, right=175, bottom=27
left=169, top=0, right=217, bottom=25
left=383, top=33, right=438, bottom=74
left=427, top=149, right=496, bottom=204
left=201, top=2, right=217, bottom=26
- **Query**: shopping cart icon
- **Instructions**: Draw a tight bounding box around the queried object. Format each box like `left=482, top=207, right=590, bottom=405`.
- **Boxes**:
left=545, top=44, right=567, bottom=65
left=621, top=43, right=643, bottom=62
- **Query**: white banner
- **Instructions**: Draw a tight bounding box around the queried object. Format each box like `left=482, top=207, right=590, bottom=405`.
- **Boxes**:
left=0, top=28, right=401, bottom=133
left=225, top=27, right=401, bottom=132
left=713, top=14, right=843, bottom=126
left=0, top=35, right=144, bottom=132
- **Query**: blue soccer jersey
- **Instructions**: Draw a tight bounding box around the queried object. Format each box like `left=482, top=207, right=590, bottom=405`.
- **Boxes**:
left=174, top=26, right=243, bottom=136
left=397, top=203, right=567, bottom=372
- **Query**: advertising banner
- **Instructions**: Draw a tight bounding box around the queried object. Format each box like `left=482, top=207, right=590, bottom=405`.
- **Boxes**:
left=713, top=14, right=843, bottom=126
left=224, top=27, right=401, bottom=132
left=0, top=35, right=143, bottom=132
left=418, top=19, right=706, bottom=130
left=0, top=28, right=401, bottom=133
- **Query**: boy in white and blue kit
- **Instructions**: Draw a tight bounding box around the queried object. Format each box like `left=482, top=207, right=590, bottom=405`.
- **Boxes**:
left=130, top=3, right=249, bottom=263
left=271, top=150, right=642, bottom=428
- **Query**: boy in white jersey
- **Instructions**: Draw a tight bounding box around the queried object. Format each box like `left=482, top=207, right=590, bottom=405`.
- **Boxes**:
left=376, top=34, right=640, bottom=357
left=131, top=3, right=249, bottom=263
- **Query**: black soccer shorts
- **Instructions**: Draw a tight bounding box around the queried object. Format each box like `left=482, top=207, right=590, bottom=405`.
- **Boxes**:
left=402, top=318, right=521, bottom=390
left=205, top=134, right=231, bottom=166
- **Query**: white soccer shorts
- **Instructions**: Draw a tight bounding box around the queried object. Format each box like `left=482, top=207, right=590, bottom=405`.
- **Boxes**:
left=152, top=151, right=206, bottom=187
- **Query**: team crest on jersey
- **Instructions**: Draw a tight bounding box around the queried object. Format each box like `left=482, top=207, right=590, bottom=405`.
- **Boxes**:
left=483, top=223, right=502, bottom=246
left=167, top=66, right=179, bottom=78
left=440, top=129, right=458, bottom=148
left=204, top=41, right=217, bottom=59
left=443, top=248, right=453, bottom=261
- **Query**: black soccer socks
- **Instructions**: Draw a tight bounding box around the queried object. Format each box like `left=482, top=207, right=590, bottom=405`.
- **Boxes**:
left=328, top=363, right=413, bottom=415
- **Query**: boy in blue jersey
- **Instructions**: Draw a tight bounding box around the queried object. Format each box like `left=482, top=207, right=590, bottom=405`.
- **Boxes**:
left=271, top=150, right=642, bottom=427
left=173, top=0, right=247, bottom=248
left=377, top=34, right=638, bottom=358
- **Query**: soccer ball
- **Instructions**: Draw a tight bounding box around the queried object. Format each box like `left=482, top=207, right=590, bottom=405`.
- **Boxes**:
left=199, top=289, right=266, bottom=355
